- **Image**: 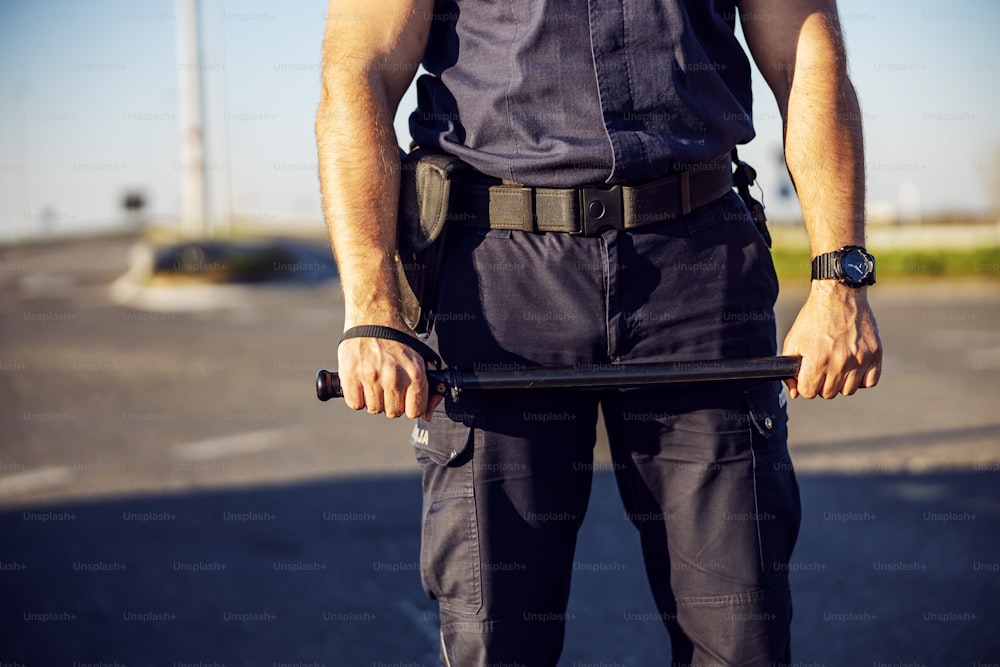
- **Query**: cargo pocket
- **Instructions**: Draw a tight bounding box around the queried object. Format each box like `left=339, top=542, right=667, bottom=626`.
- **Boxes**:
left=744, top=381, right=801, bottom=581
left=410, top=410, right=483, bottom=615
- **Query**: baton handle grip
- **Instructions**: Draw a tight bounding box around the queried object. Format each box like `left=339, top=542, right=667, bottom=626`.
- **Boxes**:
left=316, top=369, right=450, bottom=402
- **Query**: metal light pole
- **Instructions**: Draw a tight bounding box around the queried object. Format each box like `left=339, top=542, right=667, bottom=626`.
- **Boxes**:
left=7, top=83, right=30, bottom=243
left=175, top=0, right=207, bottom=239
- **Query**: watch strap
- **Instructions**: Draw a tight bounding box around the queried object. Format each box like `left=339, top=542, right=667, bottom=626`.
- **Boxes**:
left=811, top=251, right=840, bottom=280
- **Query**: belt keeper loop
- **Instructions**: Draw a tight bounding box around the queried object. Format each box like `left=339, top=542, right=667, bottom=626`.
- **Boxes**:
left=680, top=171, right=692, bottom=216
left=488, top=185, right=535, bottom=232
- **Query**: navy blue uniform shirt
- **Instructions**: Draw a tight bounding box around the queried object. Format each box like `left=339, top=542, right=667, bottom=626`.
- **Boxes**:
left=409, top=0, right=756, bottom=187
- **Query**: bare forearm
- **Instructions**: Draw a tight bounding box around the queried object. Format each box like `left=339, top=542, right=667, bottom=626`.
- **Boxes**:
left=783, top=12, right=866, bottom=257
left=741, top=1, right=882, bottom=399
left=316, top=74, right=404, bottom=327
left=315, top=2, right=437, bottom=418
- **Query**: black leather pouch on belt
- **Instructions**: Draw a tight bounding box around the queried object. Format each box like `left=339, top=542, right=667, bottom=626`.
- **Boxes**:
left=395, top=148, right=468, bottom=335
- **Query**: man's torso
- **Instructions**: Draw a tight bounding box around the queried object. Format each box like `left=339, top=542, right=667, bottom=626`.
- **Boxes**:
left=410, top=0, right=756, bottom=187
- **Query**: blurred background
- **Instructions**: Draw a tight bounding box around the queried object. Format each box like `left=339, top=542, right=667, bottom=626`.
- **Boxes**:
left=1, top=0, right=998, bottom=665
left=2, top=0, right=1000, bottom=240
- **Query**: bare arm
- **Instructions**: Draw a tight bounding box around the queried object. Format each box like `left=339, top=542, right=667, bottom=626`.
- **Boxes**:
left=739, top=0, right=882, bottom=399
left=316, top=0, right=436, bottom=418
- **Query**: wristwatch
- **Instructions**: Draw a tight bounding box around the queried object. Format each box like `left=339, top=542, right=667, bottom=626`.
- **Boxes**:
left=810, top=245, right=876, bottom=288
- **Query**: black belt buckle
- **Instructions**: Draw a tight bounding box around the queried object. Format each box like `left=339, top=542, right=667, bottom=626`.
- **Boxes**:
left=576, top=185, right=624, bottom=236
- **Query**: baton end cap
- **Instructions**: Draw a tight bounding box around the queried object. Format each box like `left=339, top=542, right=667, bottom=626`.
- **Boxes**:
left=316, top=369, right=341, bottom=401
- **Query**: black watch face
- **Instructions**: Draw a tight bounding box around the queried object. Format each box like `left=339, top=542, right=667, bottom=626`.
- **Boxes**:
left=841, top=249, right=871, bottom=282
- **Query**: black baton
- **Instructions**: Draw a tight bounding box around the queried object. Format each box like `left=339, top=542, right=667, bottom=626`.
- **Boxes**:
left=316, top=355, right=801, bottom=402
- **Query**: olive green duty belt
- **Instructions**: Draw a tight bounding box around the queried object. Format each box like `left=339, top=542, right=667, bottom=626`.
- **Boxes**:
left=449, top=155, right=734, bottom=237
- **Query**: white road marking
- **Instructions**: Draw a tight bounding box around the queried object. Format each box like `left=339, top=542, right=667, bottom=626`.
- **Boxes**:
left=173, top=428, right=292, bottom=461
left=966, top=346, right=1000, bottom=371
left=0, top=466, right=73, bottom=495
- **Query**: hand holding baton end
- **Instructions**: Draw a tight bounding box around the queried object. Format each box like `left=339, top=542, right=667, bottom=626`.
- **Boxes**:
left=316, top=356, right=802, bottom=403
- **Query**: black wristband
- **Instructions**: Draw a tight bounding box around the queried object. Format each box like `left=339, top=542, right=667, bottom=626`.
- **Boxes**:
left=340, top=325, right=443, bottom=369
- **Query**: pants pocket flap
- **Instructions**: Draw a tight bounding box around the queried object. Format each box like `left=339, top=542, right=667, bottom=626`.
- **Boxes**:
left=743, top=380, right=786, bottom=440
left=410, top=411, right=475, bottom=466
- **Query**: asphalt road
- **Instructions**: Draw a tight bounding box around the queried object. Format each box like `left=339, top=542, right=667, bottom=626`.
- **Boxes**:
left=1, top=234, right=998, bottom=666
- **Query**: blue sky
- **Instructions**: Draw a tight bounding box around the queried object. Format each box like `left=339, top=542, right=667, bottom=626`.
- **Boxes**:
left=1, top=0, right=998, bottom=241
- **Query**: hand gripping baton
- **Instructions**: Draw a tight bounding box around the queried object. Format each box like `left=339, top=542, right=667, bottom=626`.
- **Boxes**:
left=316, top=356, right=801, bottom=403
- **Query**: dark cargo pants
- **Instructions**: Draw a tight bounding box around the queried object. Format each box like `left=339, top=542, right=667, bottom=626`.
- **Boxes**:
left=413, top=192, right=802, bottom=666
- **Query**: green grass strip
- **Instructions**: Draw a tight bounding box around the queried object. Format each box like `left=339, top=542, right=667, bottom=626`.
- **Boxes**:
left=770, top=246, right=1000, bottom=281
